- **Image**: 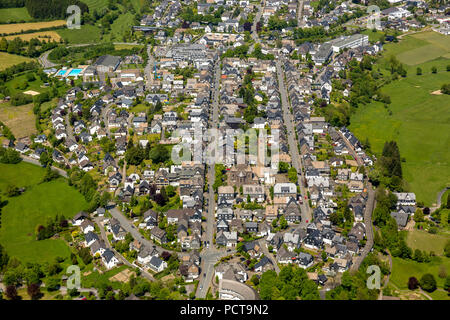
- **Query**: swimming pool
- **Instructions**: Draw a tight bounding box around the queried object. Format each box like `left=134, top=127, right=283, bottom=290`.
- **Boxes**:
left=67, top=68, right=83, bottom=76
left=57, top=69, right=67, bottom=76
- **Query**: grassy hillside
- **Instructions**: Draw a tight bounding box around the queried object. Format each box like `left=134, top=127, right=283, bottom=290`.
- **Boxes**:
left=349, top=31, right=450, bottom=206
left=57, top=23, right=102, bottom=44
left=0, top=163, right=88, bottom=263
left=0, top=52, right=34, bottom=71
left=83, top=0, right=109, bottom=12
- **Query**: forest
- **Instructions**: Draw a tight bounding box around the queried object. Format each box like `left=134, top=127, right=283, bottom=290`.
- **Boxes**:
left=24, top=0, right=89, bottom=19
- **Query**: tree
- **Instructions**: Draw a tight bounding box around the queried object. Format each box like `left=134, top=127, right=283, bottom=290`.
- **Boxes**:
left=408, top=277, right=419, bottom=290
left=420, top=273, right=437, bottom=292
left=279, top=216, right=288, bottom=229
left=414, top=208, right=424, bottom=222
left=5, top=285, right=18, bottom=300
left=416, top=67, right=422, bottom=75
left=431, top=66, right=437, bottom=74
left=444, top=240, right=450, bottom=258
left=27, top=283, right=41, bottom=300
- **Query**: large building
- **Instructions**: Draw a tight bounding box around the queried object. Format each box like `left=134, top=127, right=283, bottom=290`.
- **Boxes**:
left=328, top=34, right=369, bottom=53
left=94, top=55, right=122, bottom=73
left=218, top=279, right=258, bottom=300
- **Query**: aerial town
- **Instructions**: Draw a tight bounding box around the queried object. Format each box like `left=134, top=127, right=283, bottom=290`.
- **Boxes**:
left=0, top=0, right=449, bottom=302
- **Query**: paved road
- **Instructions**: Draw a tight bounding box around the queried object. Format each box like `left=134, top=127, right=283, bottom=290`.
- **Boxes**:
left=38, top=42, right=139, bottom=68
left=435, top=187, right=449, bottom=208
left=258, top=240, right=280, bottom=274
left=144, top=44, right=155, bottom=89
left=297, top=0, right=305, bottom=27
left=276, top=59, right=311, bottom=227
left=94, top=215, right=156, bottom=282
left=350, top=182, right=375, bottom=272
left=21, top=155, right=68, bottom=178
left=249, top=0, right=265, bottom=51
left=196, top=60, right=222, bottom=299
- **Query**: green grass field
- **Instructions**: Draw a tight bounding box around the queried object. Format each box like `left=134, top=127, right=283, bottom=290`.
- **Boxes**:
left=380, top=31, right=450, bottom=66
left=0, top=164, right=88, bottom=263
left=0, top=52, right=34, bottom=71
left=103, top=12, right=135, bottom=42
left=406, top=230, right=449, bottom=256
left=57, top=24, right=102, bottom=44
left=81, top=265, right=129, bottom=290
left=390, top=256, right=450, bottom=290
left=0, top=162, right=45, bottom=192
left=0, top=7, right=32, bottom=23
left=349, top=31, right=450, bottom=206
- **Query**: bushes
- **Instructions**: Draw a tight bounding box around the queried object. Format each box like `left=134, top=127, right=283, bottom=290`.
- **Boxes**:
left=420, top=273, right=437, bottom=292
left=0, top=147, right=21, bottom=164
left=10, top=92, right=33, bottom=106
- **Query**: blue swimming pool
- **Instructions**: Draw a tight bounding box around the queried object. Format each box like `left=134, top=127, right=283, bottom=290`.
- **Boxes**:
left=67, top=68, right=83, bottom=76
left=57, top=69, right=67, bottom=76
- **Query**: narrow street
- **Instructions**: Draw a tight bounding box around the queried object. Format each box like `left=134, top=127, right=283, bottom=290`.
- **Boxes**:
left=276, top=59, right=312, bottom=226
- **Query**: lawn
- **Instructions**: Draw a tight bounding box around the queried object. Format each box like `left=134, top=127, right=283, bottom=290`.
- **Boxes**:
left=81, top=265, right=129, bottom=290
left=0, top=102, right=37, bottom=138
left=0, top=162, right=46, bottom=192
left=406, top=230, right=450, bottom=256
left=0, top=164, right=88, bottom=264
left=349, top=57, right=450, bottom=206
left=390, top=256, right=450, bottom=290
left=0, top=7, right=33, bottom=23
left=57, top=24, right=102, bottom=44
left=0, top=52, right=34, bottom=71
left=0, top=20, right=66, bottom=35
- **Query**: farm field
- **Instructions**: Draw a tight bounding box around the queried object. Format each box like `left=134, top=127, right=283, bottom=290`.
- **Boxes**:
left=0, top=7, right=33, bottom=24
left=0, top=164, right=88, bottom=264
left=4, top=30, right=61, bottom=41
left=0, top=102, right=37, bottom=138
left=349, top=31, right=450, bottom=206
left=0, top=52, right=34, bottom=71
left=0, top=20, right=66, bottom=35
left=406, top=230, right=449, bottom=256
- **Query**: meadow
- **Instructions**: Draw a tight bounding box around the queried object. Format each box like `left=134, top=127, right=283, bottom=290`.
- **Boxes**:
left=0, top=102, right=37, bottom=138
left=406, top=230, right=449, bottom=256
left=0, top=20, right=66, bottom=35
left=0, top=163, right=88, bottom=263
left=349, top=31, right=450, bottom=206
left=390, top=256, right=450, bottom=291
left=0, top=52, right=34, bottom=71
left=83, top=0, right=109, bottom=12
left=0, top=7, right=33, bottom=24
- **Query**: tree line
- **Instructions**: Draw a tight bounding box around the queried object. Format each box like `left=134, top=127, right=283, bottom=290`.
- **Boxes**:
left=24, top=0, right=89, bottom=19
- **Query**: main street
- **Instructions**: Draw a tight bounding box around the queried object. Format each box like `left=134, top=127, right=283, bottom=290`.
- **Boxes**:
left=248, top=0, right=265, bottom=55
left=276, top=59, right=312, bottom=227
left=196, top=59, right=222, bottom=299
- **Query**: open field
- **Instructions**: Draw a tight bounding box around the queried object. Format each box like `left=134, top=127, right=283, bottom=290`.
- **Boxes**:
left=103, top=12, right=135, bottom=42
left=349, top=31, right=450, bottom=206
left=406, top=230, right=449, bottom=256
left=0, top=164, right=88, bottom=263
left=0, top=7, right=33, bottom=24
left=114, top=43, right=144, bottom=51
left=0, top=52, right=34, bottom=71
left=349, top=65, right=450, bottom=205
left=0, top=162, right=45, bottom=192
left=57, top=24, right=102, bottom=44
left=0, top=20, right=66, bottom=35
left=4, top=31, right=61, bottom=41
left=380, top=31, right=450, bottom=66
left=0, top=102, right=37, bottom=138
left=390, top=256, right=450, bottom=290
